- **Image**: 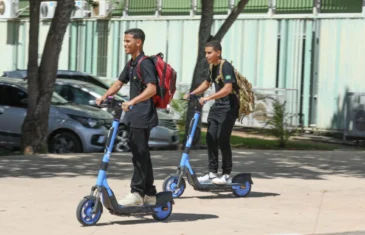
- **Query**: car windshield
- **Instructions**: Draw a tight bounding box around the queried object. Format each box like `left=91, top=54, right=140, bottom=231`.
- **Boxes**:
left=51, top=92, right=70, bottom=104
left=83, top=83, right=129, bottom=101
left=22, top=83, right=69, bottom=105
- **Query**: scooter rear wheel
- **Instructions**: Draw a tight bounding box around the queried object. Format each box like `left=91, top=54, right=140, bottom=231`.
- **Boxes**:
left=232, top=181, right=252, bottom=197
left=152, top=201, right=173, bottom=221
left=76, top=197, right=103, bottom=226
left=162, top=175, right=186, bottom=198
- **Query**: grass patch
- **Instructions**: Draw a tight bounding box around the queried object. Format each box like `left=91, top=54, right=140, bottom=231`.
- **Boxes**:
left=0, top=148, right=21, bottom=156
left=180, top=131, right=339, bottom=150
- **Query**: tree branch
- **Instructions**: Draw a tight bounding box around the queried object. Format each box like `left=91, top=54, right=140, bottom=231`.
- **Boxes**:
left=196, top=0, right=214, bottom=66
left=212, top=0, right=249, bottom=42
left=39, top=0, right=74, bottom=96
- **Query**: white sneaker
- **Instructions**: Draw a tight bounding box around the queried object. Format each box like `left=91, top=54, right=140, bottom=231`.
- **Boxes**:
left=197, top=172, right=218, bottom=183
left=118, top=192, right=144, bottom=206
left=212, top=174, right=232, bottom=185
left=144, top=195, right=156, bottom=205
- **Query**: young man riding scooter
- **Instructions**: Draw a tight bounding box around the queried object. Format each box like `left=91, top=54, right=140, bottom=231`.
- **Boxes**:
left=184, top=40, right=239, bottom=185
left=96, top=28, right=158, bottom=206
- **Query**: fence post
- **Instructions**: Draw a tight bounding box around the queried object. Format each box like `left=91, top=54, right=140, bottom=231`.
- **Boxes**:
left=268, top=0, right=276, bottom=16
left=313, top=0, right=321, bottom=15
left=156, top=0, right=161, bottom=17
left=123, top=0, right=129, bottom=17
left=191, top=0, right=197, bottom=17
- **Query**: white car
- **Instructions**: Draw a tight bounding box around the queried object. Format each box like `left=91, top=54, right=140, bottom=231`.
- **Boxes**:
left=0, top=78, right=113, bottom=153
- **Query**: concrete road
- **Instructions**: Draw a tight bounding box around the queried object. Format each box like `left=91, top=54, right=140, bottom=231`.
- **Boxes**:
left=1, top=149, right=365, bottom=235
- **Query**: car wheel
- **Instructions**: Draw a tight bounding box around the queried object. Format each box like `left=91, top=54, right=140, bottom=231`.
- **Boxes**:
left=114, top=126, right=131, bottom=152
left=49, top=131, right=82, bottom=153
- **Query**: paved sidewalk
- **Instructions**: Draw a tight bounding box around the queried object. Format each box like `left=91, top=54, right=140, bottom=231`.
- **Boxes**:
left=1, top=149, right=365, bottom=235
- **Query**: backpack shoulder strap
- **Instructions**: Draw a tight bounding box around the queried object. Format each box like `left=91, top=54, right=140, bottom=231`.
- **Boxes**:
left=218, top=59, right=226, bottom=81
left=208, top=63, right=213, bottom=85
left=136, top=55, right=149, bottom=81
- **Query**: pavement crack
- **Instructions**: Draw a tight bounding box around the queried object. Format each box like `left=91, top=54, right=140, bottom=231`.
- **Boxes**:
left=313, top=190, right=326, bottom=234
left=89, top=227, right=101, bottom=235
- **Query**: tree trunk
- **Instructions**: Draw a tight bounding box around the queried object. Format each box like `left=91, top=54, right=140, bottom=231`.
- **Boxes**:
left=184, top=0, right=250, bottom=148
left=183, top=0, right=214, bottom=149
left=21, top=0, right=75, bottom=154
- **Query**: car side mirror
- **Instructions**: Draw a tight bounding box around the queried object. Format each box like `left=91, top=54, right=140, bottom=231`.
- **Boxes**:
left=89, top=100, right=97, bottom=106
left=20, top=98, right=28, bottom=105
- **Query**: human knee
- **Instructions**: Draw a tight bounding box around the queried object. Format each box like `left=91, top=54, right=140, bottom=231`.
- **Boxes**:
left=218, top=136, right=230, bottom=147
left=206, top=131, right=217, bottom=142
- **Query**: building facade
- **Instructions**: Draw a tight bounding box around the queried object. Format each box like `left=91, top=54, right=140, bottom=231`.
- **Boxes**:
left=1, top=0, right=365, bottom=131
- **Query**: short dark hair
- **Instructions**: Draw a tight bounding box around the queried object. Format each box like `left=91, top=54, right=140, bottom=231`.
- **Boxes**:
left=124, top=28, right=145, bottom=44
left=205, top=40, right=222, bottom=53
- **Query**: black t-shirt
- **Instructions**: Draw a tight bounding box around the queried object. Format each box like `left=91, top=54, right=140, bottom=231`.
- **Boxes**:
left=118, top=52, right=158, bottom=129
left=205, top=60, right=239, bottom=123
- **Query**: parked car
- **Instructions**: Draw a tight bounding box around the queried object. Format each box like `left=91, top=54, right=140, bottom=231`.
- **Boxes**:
left=2, top=69, right=170, bottom=112
left=53, top=79, right=180, bottom=151
left=0, top=78, right=113, bottom=153
left=2, top=69, right=111, bottom=90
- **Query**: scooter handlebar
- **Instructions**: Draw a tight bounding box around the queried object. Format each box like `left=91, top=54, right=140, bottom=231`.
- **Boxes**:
left=94, top=96, right=132, bottom=110
left=180, top=94, right=207, bottom=104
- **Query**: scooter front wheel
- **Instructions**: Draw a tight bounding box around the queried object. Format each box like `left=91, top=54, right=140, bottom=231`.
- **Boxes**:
left=162, top=175, right=186, bottom=198
left=152, top=201, right=173, bottom=221
left=76, top=197, right=103, bottom=226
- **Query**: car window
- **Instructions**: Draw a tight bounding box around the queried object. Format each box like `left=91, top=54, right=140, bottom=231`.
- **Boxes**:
left=83, top=84, right=127, bottom=101
left=57, top=85, right=76, bottom=102
left=71, top=86, right=95, bottom=105
left=0, top=85, right=27, bottom=108
left=54, top=84, right=63, bottom=94
left=56, top=84, right=95, bottom=105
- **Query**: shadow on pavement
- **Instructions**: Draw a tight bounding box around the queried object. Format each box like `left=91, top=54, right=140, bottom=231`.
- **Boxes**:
left=1, top=149, right=365, bottom=180
left=308, top=231, right=365, bottom=235
left=94, top=212, right=219, bottom=226
left=179, top=191, right=280, bottom=199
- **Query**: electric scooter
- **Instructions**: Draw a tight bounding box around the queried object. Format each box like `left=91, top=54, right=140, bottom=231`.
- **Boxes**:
left=76, top=97, right=174, bottom=226
left=162, top=95, right=253, bottom=198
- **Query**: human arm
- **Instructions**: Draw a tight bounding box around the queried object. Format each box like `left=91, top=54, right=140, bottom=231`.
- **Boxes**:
left=183, top=80, right=211, bottom=100
left=122, top=58, right=157, bottom=111
left=199, top=62, right=236, bottom=105
left=95, top=80, right=124, bottom=105
left=122, top=83, right=156, bottom=111
left=96, top=63, right=129, bottom=105
left=199, top=83, right=232, bottom=105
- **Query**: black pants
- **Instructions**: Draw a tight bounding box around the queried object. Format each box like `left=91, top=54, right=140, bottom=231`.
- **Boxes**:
left=206, top=116, right=236, bottom=175
left=129, top=127, right=156, bottom=197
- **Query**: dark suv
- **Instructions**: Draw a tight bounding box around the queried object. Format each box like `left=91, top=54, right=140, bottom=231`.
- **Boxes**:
left=2, top=69, right=111, bottom=90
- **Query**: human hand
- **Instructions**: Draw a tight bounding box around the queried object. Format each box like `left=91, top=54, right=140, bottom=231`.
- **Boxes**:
left=183, top=93, right=190, bottom=100
left=199, top=97, right=207, bottom=106
left=95, top=96, right=106, bottom=105
left=122, top=101, right=133, bottom=112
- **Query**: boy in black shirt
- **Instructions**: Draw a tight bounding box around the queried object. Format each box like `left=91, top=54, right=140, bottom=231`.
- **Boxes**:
left=96, top=28, right=158, bottom=206
left=184, top=40, right=239, bottom=185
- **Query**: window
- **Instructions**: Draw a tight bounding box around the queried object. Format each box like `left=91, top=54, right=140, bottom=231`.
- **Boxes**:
left=71, top=86, right=95, bottom=105
left=0, top=85, right=27, bottom=108
left=56, top=84, right=95, bottom=105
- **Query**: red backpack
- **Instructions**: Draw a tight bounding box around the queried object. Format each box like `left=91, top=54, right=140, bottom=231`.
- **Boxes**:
left=131, top=52, right=177, bottom=109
